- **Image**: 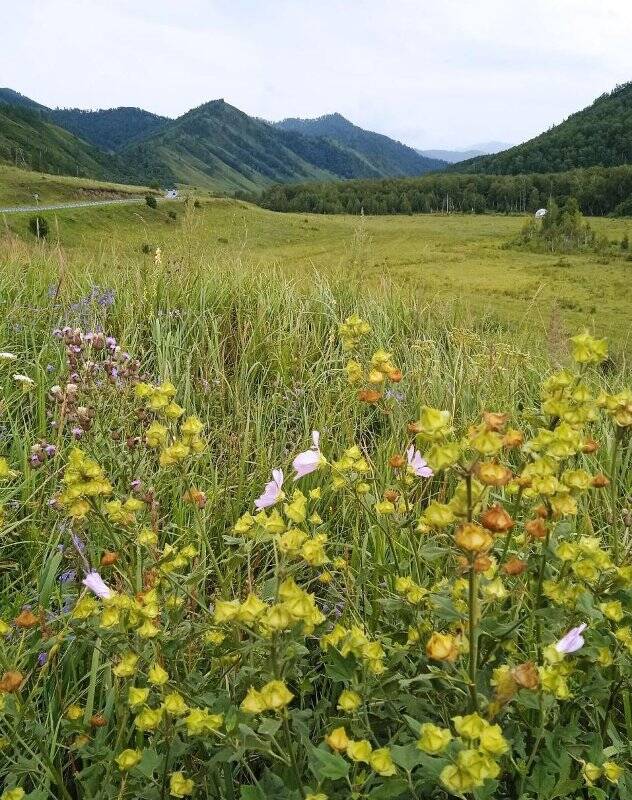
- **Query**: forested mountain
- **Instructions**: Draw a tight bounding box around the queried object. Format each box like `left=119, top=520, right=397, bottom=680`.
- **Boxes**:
left=275, top=113, right=445, bottom=175
left=0, top=104, right=135, bottom=183
left=0, top=87, right=48, bottom=112
left=49, top=107, right=170, bottom=152
left=453, top=83, right=632, bottom=174
left=417, top=142, right=513, bottom=163
left=259, top=165, right=632, bottom=217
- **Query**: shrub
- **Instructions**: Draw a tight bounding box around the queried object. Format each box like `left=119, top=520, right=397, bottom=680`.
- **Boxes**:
left=28, top=215, right=48, bottom=239
left=145, top=194, right=157, bottom=209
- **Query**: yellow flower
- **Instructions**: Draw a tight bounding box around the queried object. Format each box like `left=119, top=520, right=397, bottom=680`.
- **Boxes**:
left=0, top=620, right=11, bottom=637
left=306, top=794, right=328, bottom=800
left=424, top=443, right=461, bottom=471
left=116, top=748, right=143, bottom=771
left=325, top=726, right=350, bottom=751
left=455, top=523, right=493, bottom=553
left=582, top=762, right=602, bottom=784
left=452, top=712, right=489, bottom=740
left=0, top=789, right=26, bottom=800
left=419, top=501, right=455, bottom=529
left=374, top=500, right=395, bottom=515
left=370, top=747, right=397, bottom=776
left=479, top=724, right=509, bottom=755
left=241, top=687, right=267, bottom=714
left=570, top=333, right=607, bottom=364
left=169, top=771, right=194, bottom=797
left=148, top=663, right=169, bottom=686
left=145, top=421, right=168, bottom=448
left=163, top=692, right=188, bottom=716
left=113, top=652, right=139, bottom=678
left=600, top=600, right=624, bottom=622
left=426, top=632, right=459, bottom=662
left=128, top=687, right=150, bottom=708
left=337, top=689, right=362, bottom=712
left=136, top=619, right=160, bottom=639
left=72, top=596, right=98, bottom=620
left=164, top=402, right=184, bottom=420
left=185, top=708, right=223, bottom=735
left=417, top=723, right=452, bottom=754
left=416, top=406, right=452, bottom=441
left=301, top=535, right=329, bottom=566
left=65, top=704, right=84, bottom=721
left=214, top=599, right=241, bottom=624
left=135, top=706, right=163, bottom=731
left=236, top=593, right=267, bottom=625
left=260, top=680, right=294, bottom=712
left=346, top=739, right=373, bottom=763
left=602, top=761, right=623, bottom=783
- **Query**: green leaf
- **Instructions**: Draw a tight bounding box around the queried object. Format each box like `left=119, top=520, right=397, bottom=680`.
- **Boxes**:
left=240, top=786, right=267, bottom=800
left=368, top=779, right=410, bottom=798
left=324, top=648, right=357, bottom=682
left=258, top=717, right=282, bottom=737
left=390, top=744, right=424, bottom=772
left=137, top=748, right=161, bottom=779
left=308, top=745, right=349, bottom=781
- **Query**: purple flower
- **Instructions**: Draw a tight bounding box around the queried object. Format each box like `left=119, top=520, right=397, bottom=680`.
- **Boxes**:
left=130, top=479, right=142, bottom=491
left=37, top=652, right=48, bottom=667
left=45, top=444, right=57, bottom=457
left=71, top=533, right=86, bottom=553
left=555, top=623, right=587, bottom=654
left=59, top=569, right=77, bottom=584
left=292, top=431, right=324, bottom=479
left=71, top=427, right=84, bottom=439
left=406, top=446, right=433, bottom=478
left=254, top=469, right=284, bottom=510
left=82, top=571, right=113, bottom=600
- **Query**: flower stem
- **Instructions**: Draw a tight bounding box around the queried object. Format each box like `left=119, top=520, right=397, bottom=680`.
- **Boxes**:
left=468, top=565, right=480, bottom=712
left=610, top=432, right=621, bottom=564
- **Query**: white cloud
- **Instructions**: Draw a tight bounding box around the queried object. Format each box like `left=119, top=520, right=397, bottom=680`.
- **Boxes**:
left=1, top=0, right=631, bottom=148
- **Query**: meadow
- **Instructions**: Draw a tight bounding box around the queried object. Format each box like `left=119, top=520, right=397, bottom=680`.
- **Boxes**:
left=0, top=198, right=632, bottom=799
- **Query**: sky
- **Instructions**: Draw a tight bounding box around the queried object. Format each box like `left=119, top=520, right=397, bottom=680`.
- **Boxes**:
left=2, top=0, right=632, bottom=149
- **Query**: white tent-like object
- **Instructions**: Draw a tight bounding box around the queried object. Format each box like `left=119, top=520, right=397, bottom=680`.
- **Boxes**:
left=534, top=208, right=547, bottom=219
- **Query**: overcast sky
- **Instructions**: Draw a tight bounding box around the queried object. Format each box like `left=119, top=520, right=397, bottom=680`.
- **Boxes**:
left=2, top=0, right=632, bottom=149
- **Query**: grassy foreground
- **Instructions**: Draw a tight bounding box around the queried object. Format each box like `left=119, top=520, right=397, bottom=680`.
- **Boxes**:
left=0, top=211, right=632, bottom=799
left=2, top=200, right=631, bottom=343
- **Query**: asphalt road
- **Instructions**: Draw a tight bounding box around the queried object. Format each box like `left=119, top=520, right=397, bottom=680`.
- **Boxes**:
left=0, top=197, right=147, bottom=214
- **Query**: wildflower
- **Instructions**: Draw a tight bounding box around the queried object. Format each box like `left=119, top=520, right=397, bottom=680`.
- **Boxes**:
left=0, top=790, right=26, bottom=800
left=254, top=469, right=284, bottom=510
left=326, top=726, right=350, bottom=751
left=293, top=431, right=325, bottom=478
left=477, top=461, right=513, bottom=486
left=116, top=749, right=142, bottom=771
left=418, top=501, right=455, bottom=529
left=503, top=558, right=528, bottom=576
left=214, top=599, right=241, bottom=623
left=112, top=652, right=139, bottom=678
left=0, top=672, right=23, bottom=693
left=426, top=632, right=459, bottom=662
left=65, top=704, right=84, bottom=721
left=305, top=794, right=327, bottom=800
left=511, top=661, right=539, bottom=690
left=0, top=458, right=19, bottom=480
left=370, top=747, right=397, bottom=776
left=82, top=571, right=113, bottom=600
left=148, top=663, right=169, bottom=686
left=406, top=445, right=433, bottom=478
left=128, top=687, right=150, bottom=708
left=479, top=724, right=509, bottom=755
left=583, top=762, right=602, bottom=784
left=346, top=739, right=373, bottom=763
left=570, top=333, right=607, bottom=364
left=337, top=689, right=362, bottom=712
left=135, top=706, right=163, bottom=731
left=145, top=421, right=168, bottom=448
left=169, top=772, right=194, bottom=797
left=455, top=523, right=493, bottom=553
left=602, top=761, right=623, bottom=783
left=13, top=374, right=35, bottom=392
left=453, top=712, right=489, bottom=739
left=480, top=504, right=514, bottom=534
left=259, top=680, right=294, bottom=711
left=555, top=623, right=587, bottom=654
left=600, top=601, right=624, bottom=622
left=15, top=609, right=38, bottom=628
left=185, top=708, right=223, bottom=735
left=241, top=686, right=267, bottom=714
left=163, top=692, right=188, bottom=716
left=417, top=723, right=452, bottom=754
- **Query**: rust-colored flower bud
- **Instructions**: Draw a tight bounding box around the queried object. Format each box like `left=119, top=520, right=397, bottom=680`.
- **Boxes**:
left=454, top=523, right=493, bottom=553
left=511, top=661, right=539, bottom=690
left=407, top=421, right=423, bottom=435
left=358, top=389, right=382, bottom=404
left=0, top=671, right=24, bottom=693
left=426, top=632, right=459, bottom=662
left=111, top=431, right=121, bottom=442
left=514, top=474, right=533, bottom=488
left=388, top=369, right=403, bottom=383
left=90, top=714, right=107, bottom=728
left=389, top=454, right=406, bottom=469
left=483, top=412, right=508, bottom=432
left=503, top=428, right=524, bottom=448
left=100, top=551, right=118, bottom=567
left=592, top=473, right=610, bottom=488
left=502, top=557, right=528, bottom=576
left=476, top=461, right=513, bottom=487
left=384, top=489, right=399, bottom=503
left=480, top=503, right=514, bottom=534
left=473, top=554, right=492, bottom=573
left=534, top=504, right=549, bottom=519
left=15, top=609, right=39, bottom=628
left=525, top=518, right=547, bottom=540
left=582, top=439, right=599, bottom=454
left=183, top=488, right=207, bottom=508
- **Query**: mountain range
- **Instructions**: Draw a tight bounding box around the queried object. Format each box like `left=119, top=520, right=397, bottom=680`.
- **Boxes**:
left=0, top=88, right=445, bottom=192
left=417, top=142, right=513, bottom=163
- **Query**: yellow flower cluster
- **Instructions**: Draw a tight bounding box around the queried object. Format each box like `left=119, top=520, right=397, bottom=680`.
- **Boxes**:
left=104, top=496, right=145, bottom=526
left=58, top=448, right=113, bottom=518
left=241, top=680, right=293, bottom=713
left=321, top=624, right=386, bottom=674
left=325, top=726, right=396, bottom=776
left=331, top=446, right=371, bottom=492
left=394, top=575, right=428, bottom=604
left=136, top=382, right=205, bottom=467
left=338, top=314, right=371, bottom=351
left=214, top=577, right=325, bottom=636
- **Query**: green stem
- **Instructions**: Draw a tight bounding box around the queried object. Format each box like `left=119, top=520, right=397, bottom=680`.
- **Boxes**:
left=610, top=432, right=621, bottom=564
left=468, top=565, right=480, bottom=712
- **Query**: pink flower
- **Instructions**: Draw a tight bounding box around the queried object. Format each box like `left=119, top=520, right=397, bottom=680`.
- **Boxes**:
left=555, top=623, right=587, bottom=654
left=255, top=469, right=284, bottom=510
left=82, top=571, right=113, bottom=600
left=292, top=431, right=323, bottom=479
left=406, top=445, right=433, bottom=478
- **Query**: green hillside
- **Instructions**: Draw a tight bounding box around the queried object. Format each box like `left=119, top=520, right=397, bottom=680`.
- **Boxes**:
left=453, top=82, right=632, bottom=174
left=49, top=107, right=170, bottom=152
left=276, top=112, right=445, bottom=174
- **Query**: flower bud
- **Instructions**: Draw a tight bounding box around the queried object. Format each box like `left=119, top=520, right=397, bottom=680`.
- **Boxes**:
left=90, top=714, right=107, bottom=728
left=454, top=523, right=493, bottom=553
left=525, top=518, right=547, bottom=540
left=383, top=489, right=399, bottom=503
left=476, top=461, right=512, bottom=486
left=426, top=632, right=459, bottom=662
left=502, top=429, right=524, bottom=448
left=0, top=671, right=23, bottom=692
left=582, top=439, right=599, bottom=454
left=15, top=609, right=39, bottom=628
left=592, top=473, right=610, bottom=488
left=502, top=558, right=527, bottom=576
left=389, top=454, right=406, bottom=469
left=325, top=726, right=350, bottom=751
left=480, top=504, right=514, bottom=534
left=100, top=551, right=118, bottom=566
left=358, top=389, right=381, bottom=404
left=511, top=661, right=539, bottom=689
left=483, top=412, right=508, bottom=432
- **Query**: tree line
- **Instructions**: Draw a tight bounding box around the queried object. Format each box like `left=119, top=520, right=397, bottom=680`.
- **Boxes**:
left=257, top=165, right=632, bottom=217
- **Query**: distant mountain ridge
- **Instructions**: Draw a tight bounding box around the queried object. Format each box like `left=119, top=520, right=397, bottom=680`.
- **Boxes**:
left=451, top=82, right=632, bottom=174
left=0, top=89, right=447, bottom=192
left=275, top=113, right=445, bottom=175
left=417, top=142, right=513, bottom=163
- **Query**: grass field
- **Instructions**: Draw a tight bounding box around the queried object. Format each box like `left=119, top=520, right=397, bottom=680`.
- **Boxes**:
left=1, top=195, right=632, bottom=799
left=0, top=164, right=153, bottom=207
left=2, top=199, right=631, bottom=344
